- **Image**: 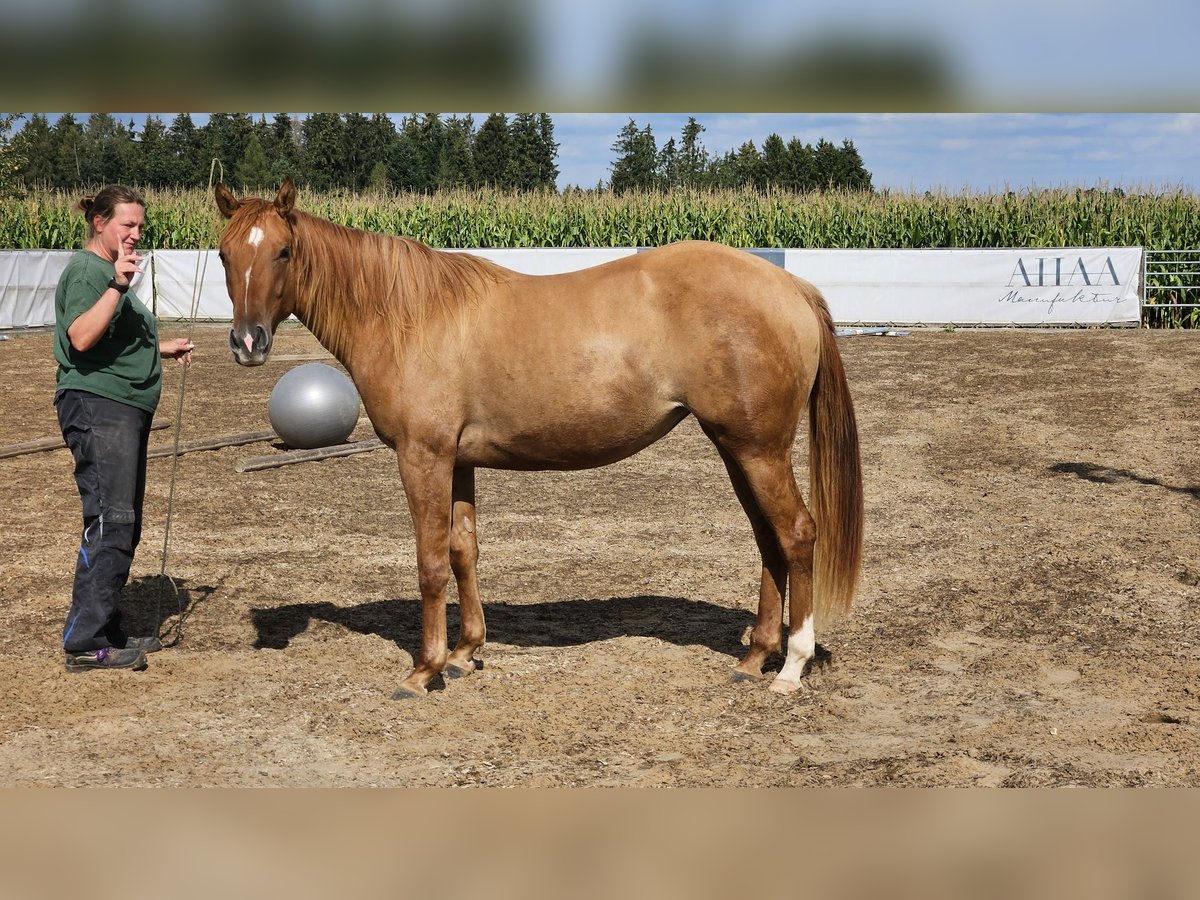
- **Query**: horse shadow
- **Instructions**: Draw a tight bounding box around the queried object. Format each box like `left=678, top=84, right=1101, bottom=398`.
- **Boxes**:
left=250, top=594, right=758, bottom=663
left=118, top=574, right=220, bottom=647
left=1050, top=462, right=1200, bottom=501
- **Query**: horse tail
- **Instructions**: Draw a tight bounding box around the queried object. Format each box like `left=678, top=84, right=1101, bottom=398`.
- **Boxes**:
left=804, top=288, right=864, bottom=627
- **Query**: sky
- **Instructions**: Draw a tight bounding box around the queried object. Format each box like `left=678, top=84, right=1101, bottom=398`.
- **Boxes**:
left=548, top=113, right=1200, bottom=193
left=7, top=0, right=1199, bottom=194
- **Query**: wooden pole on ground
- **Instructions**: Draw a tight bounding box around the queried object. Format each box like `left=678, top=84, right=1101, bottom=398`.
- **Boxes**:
left=0, top=420, right=169, bottom=460
left=236, top=438, right=386, bottom=473
left=148, top=429, right=277, bottom=460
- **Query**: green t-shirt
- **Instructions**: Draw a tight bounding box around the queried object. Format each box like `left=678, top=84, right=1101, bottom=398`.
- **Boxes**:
left=54, top=249, right=162, bottom=413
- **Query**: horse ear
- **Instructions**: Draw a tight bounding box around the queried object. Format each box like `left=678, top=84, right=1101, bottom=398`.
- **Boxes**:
left=275, top=177, right=297, bottom=218
left=214, top=182, right=240, bottom=219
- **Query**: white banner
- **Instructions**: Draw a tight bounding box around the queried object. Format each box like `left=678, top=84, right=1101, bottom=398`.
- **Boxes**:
left=0, top=251, right=69, bottom=328
left=782, top=247, right=1143, bottom=326
left=1, top=246, right=1143, bottom=329
left=0, top=250, right=153, bottom=328
left=153, top=249, right=227, bottom=319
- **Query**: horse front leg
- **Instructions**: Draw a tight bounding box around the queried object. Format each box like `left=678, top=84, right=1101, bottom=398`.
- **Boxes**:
left=393, top=446, right=455, bottom=699
left=445, top=466, right=485, bottom=678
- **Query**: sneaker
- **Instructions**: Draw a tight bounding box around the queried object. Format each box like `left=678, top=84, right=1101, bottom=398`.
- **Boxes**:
left=64, top=646, right=148, bottom=673
left=120, top=635, right=163, bottom=653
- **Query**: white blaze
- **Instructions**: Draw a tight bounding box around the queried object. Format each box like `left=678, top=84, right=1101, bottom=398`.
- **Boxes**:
left=243, top=226, right=264, bottom=313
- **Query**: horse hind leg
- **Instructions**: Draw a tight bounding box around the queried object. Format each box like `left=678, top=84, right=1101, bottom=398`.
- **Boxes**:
left=709, top=433, right=818, bottom=694
left=704, top=429, right=788, bottom=682
left=744, top=455, right=819, bottom=695
left=446, top=466, right=485, bottom=678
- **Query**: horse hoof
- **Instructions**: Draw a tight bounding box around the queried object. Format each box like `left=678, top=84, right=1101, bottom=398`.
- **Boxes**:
left=444, top=660, right=477, bottom=679
left=391, top=684, right=426, bottom=700
left=730, top=670, right=761, bottom=684
left=768, top=677, right=803, bottom=695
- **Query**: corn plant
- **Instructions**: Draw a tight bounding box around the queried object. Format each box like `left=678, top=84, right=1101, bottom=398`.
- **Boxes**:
left=6, top=185, right=1200, bottom=325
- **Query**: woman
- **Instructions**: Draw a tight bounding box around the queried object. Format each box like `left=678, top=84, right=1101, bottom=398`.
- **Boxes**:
left=53, top=184, right=194, bottom=673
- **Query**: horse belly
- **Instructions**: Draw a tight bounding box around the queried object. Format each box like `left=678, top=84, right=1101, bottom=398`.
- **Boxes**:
left=457, top=393, right=688, bottom=471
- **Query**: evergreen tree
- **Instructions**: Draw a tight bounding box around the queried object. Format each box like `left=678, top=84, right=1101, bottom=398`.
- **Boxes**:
left=365, top=114, right=398, bottom=187
left=249, top=113, right=272, bottom=179
left=473, top=113, right=512, bottom=189
left=203, top=113, right=255, bottom=180
left=388, top=123, right=423, bottom=192
left=706, top=150, right=739, bottom=189
left=657, top=136, right=679, bottom=190
left=235, top=134, right=272, bottom=190
left=506, top=113, right=544, bottom=192
left=268, top=113, right=302, bottom=184
left=609, top=119, right=657, bottom=194
left=416, top=113, right=446, bottom=192
left=80, top=113, right=132, bottom=184
left=167, top=113, right=205, bottom=186
left=733, top=140, right=763, bottom=190
left=760, top=133, right=788, bottom=191
left=13, top=113, right=54, bottom=186
left=785, top=138, right=818, bottom=192
left=302, top=112, right=345, bottom=190
left=341, top=113, right=374, bottom=189
left=535, top=113, right=559, bottom=189
left=137, top=115, right=174, bottom=188
left=813, top=138, right=842, bottom=190
left=52, top=114, right=85, bottom=187
left=837, top=138, right=872, bottom=191
left=368, top=161, right=391, bottom=193
left=678, top=116, right=708, bottom=189
left=439, top=114, right=476, bottom=189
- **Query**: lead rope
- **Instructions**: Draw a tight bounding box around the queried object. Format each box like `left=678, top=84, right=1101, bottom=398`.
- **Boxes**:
left=156, top=159, right=224, bottom=646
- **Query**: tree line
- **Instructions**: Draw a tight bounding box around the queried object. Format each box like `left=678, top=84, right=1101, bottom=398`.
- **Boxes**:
left=2, top=113, right=874, bottom=195
left=4, top=113, right=560, bottom=194
left=610, top=117, right=872, bottom=193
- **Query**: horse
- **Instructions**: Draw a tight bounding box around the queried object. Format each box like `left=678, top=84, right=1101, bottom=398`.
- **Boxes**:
left=214, top=178, right=863, bottom=699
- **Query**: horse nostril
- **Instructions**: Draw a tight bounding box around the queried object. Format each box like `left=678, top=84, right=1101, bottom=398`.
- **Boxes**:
left=229, top=325, right=270, bottom=361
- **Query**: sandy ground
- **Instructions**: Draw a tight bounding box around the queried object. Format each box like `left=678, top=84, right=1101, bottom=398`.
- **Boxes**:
left=0, top=323, right=1196, bottom=786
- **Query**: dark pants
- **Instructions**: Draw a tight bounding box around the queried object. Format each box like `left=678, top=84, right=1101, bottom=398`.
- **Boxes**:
left=55, top=390, right=153, bottom=653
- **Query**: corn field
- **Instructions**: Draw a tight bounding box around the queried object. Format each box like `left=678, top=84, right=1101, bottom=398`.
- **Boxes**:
left=5, top=186, right=1200, bottom=325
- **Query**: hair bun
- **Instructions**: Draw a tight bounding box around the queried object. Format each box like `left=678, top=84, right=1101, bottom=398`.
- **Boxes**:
left=77, top=196, right=96, bottom=214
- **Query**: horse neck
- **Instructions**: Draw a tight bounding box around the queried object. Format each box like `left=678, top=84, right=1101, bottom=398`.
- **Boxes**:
left=286, top=212, right=501, bottom=372
left=285, top=214, right=393, bottom=369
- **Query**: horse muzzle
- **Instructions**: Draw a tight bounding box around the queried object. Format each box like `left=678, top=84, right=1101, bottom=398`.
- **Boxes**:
left=229, top=324, right=272, bottom=366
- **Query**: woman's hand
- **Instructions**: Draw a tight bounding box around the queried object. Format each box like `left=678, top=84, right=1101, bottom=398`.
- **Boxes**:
left=112, top=242, right=145, bottom=287
left=160, top=337, right=195, bottom=367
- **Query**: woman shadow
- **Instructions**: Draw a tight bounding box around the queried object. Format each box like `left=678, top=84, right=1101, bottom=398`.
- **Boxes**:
left=118, top=574, right=219, bottom=647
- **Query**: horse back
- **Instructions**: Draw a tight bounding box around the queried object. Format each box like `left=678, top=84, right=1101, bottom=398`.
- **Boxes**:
left=432, top=241, right=826, bottom=469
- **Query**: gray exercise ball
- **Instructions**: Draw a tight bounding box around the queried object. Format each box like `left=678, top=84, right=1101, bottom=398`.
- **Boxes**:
left=268, top=363, right=361, bottom=449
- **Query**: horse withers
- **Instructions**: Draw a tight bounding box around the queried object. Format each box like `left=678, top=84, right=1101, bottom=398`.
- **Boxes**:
left=215, top=178, right=864, bottom=699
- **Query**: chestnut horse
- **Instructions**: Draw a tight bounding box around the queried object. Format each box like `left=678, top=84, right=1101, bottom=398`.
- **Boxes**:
left=215, top=178, right=863, bottom=699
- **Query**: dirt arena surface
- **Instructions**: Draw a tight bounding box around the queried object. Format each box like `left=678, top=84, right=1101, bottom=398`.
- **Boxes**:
left=1, top=323, right=1196, bottom=787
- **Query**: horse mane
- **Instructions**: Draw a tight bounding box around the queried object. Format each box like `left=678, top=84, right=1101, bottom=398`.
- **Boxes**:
left=275, top=205, right=507, bottom=361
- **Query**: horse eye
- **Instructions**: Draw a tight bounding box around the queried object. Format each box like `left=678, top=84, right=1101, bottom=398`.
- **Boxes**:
left=279, top=246, right=291, bottom=261
left=218, top=249, right=227, bottom=263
